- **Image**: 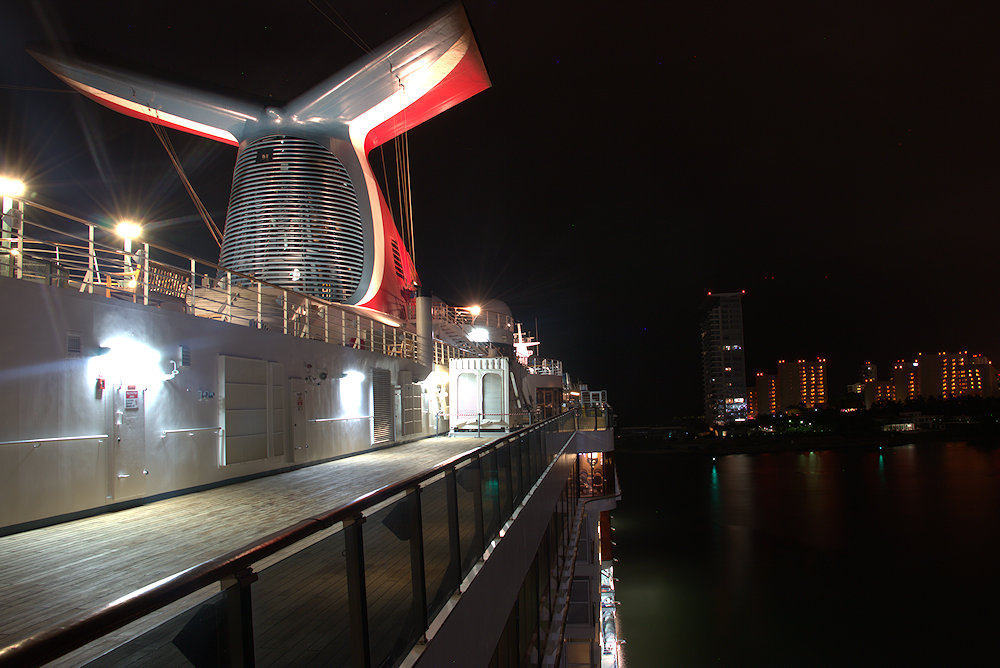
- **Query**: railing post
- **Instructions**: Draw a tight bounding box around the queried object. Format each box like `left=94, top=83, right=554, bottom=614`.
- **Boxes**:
left=381, top=323, right=386, bottom=355
left=283, top=292, right=288, bottom=335
left=190, top=259, right=196, bottom=316
left=225, top=271, right=232, bottom=322
left=256, top=280, right=262, bottom=329
left=342, top=309, right=347, bottom=346
left=407, top=487, right=429, bottom=641
left=444, top=468, right=462, bottom=592
left=220, top=566, right=257, bottom=667
left=304, top=298, right=310, bottom=339
left=88, top=225, right=95, bottom=294
left=470, top=458, right=485, bottom=556
left=345, top=515, right=371, bottom=668
left=324, top=305, right=329, bottom=343
left=142, top=242, right=149, bottom=306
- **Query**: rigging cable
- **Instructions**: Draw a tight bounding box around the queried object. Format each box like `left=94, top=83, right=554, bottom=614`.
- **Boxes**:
left=149, top=122, right=223, bottom=247
left=307, top=0, right=416, bottom=265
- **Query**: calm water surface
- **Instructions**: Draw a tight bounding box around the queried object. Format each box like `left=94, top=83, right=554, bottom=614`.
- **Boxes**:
left=613, top=440, right=1000, bottom=667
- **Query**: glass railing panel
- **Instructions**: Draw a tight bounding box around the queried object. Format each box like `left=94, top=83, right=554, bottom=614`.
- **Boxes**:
left=364, top=497, right=420, bottom=668
left=497, top=445, right=512, bottom=523
left=252, top=529, right=350, bottom=666
left=456, top=462, right=481, bottom=578
left=480, top=450, right=501, bottom=542
left=86, top=589, right=231, bottom=667
left=420, top=476, right=457, bottom=622
left=510, top=438, right=523, bottom=506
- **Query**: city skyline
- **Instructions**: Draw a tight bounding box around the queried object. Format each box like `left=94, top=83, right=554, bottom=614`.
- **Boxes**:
left=6, top=1, right=1000, bottom=421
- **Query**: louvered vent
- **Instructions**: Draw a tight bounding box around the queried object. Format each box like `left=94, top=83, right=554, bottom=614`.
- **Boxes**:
left=220, top=136, right=365, bottom=302
left=391, top=239, right=405, bottom=280
left=66, top=332, right=81, bottom=357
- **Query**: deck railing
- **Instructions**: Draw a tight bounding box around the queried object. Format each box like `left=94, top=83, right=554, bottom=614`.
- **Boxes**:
left=0, top=409, right=612, bottom=668
left=1, top=200, right=475, bottom=366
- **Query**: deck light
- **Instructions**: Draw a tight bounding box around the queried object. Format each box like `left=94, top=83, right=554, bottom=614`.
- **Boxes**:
left=0, top=177, right=26, bottom=198
left=467, top=305, right=481, bottom=316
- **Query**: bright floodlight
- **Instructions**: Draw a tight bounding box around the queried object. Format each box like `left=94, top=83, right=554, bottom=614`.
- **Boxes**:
left=115, top=221, right=142, bottom=240
left=0, top=177, right=25, bottom=198
left=467, top=305, right=482, bottom=316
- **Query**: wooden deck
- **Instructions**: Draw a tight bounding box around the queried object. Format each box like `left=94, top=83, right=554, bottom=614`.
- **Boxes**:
left=0, top=435, right=493, bottom=665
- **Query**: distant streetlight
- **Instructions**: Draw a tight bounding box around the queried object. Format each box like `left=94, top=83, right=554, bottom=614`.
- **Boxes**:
left=0, top=177, right=25, bottom=198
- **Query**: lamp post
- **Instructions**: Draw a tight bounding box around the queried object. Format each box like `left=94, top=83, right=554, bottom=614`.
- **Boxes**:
left=1, top=177, right=26, bottom=279
left=115, top=220, right=145, bottom=303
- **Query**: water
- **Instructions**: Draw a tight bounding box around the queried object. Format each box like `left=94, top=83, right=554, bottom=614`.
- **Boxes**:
left=613, top=440, right=1000, bottom=667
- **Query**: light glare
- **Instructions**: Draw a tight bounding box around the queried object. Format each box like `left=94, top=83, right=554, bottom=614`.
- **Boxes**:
left=0, top=177, right=25, bottom=198
left=116, top=221, right=142, bottom=240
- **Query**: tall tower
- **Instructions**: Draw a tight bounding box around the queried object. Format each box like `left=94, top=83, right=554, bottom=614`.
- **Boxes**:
left=29, top=4, right=490, bottom=319
left=700, top=291, right=748, bottom=424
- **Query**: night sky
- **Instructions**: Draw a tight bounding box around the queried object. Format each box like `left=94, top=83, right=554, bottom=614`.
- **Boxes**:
left=4, top=1, right=1000, bottom=423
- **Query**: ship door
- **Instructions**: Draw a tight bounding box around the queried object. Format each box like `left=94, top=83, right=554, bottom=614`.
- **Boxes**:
left=536, top=387, right=560, bottom=419
left=112, top=384, right=147, bottom=501
left=290, top=378, right=311, bottom=462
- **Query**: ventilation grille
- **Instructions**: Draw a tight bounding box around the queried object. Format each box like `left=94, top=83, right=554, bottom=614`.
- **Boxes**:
left=372, top=368, right=393, bottom=444
left=67, top=332, right=81, bottom=357
left=179, top=345, right=191, bottom=367
left=220, top=136, right=365, bottom=302
left=391, top=240, right=405, bottom=280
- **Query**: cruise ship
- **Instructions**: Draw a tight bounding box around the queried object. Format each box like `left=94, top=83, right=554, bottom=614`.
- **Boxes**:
left=0, top=5, right=619, bottom=667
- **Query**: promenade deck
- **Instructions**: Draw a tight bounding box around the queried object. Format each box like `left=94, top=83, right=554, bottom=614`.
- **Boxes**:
left=0, top=435, right=493, bottom=665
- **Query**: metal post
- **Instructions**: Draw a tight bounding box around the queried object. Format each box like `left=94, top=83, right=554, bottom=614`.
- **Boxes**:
left=283, top=291, right=288, bottom=335
left=225, top=271, right=232, bottom=322
left=381, top=323, right=386, bottom=355
left=342, top=309, right=347, bottom=346
left=304, top=298, right=310, bottom=339
left=407, top=487, right=429, bottom=641
left=88, top=225, right=95, bottom=293
left=14, top=199, right=23, bottom=280
left=190, top=259, right=196, bottom=316
left=220, top=566, right=257, bottom=666
left=325, top=305, right=329, bottom=343
left=142, top=242, right=149, bottom=306
left=344, top=516, right=371, bottom=668
left=470, top=458, right=485, bottom=556
left=257, top=280, right=262, bottom=329
left=444, top=468, right=462, bottom=589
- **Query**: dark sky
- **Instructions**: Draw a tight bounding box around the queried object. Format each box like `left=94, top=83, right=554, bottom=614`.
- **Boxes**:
left=4, top=1, right=1000, bottom=424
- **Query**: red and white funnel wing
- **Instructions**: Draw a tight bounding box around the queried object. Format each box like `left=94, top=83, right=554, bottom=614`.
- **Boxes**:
left=27, top=46, right=261, bottom=146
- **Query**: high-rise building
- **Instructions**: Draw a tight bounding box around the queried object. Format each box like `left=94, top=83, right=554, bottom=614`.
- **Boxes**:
left=754, top=372, right=780, bottom=416
left=892, top=359, right=920, bottom=401
left=700, top=291, right=748, bottom=424
left=777, top=358, right=827, bottom=409
left=914, top=351, right=997, bottom=399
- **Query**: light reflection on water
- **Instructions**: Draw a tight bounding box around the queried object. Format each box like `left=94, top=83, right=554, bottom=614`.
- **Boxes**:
left=614, top=441, right=1000, bottom=667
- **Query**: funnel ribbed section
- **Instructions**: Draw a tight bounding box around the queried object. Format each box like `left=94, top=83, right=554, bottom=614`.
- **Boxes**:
left=220, top=135, right=364, bottom=302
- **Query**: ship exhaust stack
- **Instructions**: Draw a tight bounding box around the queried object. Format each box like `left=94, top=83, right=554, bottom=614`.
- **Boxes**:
left=28, top=3, right=490, bottom=319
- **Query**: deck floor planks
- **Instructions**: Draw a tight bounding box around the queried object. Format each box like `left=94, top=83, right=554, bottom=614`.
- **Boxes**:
left=0, top=435, right=490, bottom=665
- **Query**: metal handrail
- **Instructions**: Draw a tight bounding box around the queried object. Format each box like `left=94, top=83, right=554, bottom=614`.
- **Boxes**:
left=0, top=434, right=108, bottom=446
left=307, top=416, right=373, bottom=423
left=160, top=427, right=223, bottom=436
left=9, top=199, right=478, bottom=365
left=0, top=411, right=577, bottom=667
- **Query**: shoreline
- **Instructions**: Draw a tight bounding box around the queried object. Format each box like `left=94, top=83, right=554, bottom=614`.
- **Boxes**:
left=617, top=427, right=1000, bottom=455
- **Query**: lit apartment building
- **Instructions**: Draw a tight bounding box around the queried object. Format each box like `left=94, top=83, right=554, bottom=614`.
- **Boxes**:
left=892, top=360, right=921, bottom=402
left=777, top=358, right=827, bottom=410
left=747, top=387, right=758, bottom=418
left=915, top=351, right=997, bottom=398
left=754, top=372, right=780, bottom=416
left=700, top=291, right=748, bottom=424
